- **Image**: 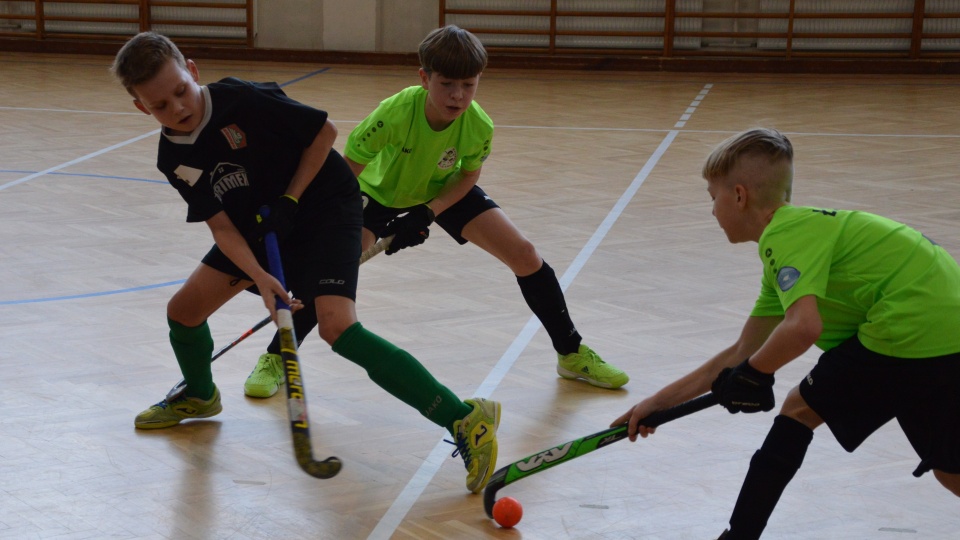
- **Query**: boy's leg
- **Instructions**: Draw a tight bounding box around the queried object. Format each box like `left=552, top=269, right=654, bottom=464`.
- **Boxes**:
left=135, top=262, right=245, bottom=429
left=458, top=205, right=629, bottom=389
left=327, top=298, right=500, bottom=492
left=933, top=470, right=960, bottom=497
left=724, top=389, right=818, bottom=540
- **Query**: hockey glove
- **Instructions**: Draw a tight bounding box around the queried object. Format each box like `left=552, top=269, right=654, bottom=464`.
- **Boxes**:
left=381, top=204, right=435, bottom=255
left=711, top=359, right=775, bottom=414
left=256, top=194, right=299, bottom=241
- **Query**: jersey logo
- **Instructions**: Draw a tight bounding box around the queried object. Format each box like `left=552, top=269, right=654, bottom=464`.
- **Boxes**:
left=210, top=162, right=249, bottom=201
left=174, top=165, right=203, bottom=187
left=220, top=124, right=247, bottom=150
left=777, top=266, right=801, bottom=291
left=437, top=147, right=458, bottom=170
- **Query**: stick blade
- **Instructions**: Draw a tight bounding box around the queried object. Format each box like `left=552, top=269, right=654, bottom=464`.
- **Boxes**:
left=483, top=467, right=508, bottom=517
left=300, top=455, right=342, bottom=479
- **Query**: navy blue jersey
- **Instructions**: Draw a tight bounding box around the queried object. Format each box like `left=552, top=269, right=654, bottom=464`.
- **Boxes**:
left=156, top=78, right=353, bottom=243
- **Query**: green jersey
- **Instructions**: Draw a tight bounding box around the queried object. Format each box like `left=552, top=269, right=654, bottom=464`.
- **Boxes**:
left=345, top=86, right=493, bottom=208
left=751, top=205, right=960, bottom=357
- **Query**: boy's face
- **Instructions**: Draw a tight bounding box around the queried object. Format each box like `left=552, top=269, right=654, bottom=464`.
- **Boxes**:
left=419, top=69, right=480, bottom=130
left=131, top=58, right=204, bottom=135
left=706, top=177, right=748, bottom=244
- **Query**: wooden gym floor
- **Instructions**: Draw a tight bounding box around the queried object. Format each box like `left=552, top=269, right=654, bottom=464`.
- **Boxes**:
left=0, top=52, right=958, bottom=539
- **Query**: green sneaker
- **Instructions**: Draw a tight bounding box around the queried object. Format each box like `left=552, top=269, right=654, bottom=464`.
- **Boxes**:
left=134, top=386, right=222, bottom=429
left=557, top=344, right=629, bottom=389
left=244, top=353, right=284, bottom=398
left=450, top=397, right=501, bottom=493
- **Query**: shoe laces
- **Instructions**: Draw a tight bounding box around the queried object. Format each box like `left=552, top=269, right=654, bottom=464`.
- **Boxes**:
left=444, top=435, right=473, bottom=469
left=255, top=356, right=279, bottom=374
left=154, top=389, right=188, bottom=408
left=581, top=348, right=606, bottom=365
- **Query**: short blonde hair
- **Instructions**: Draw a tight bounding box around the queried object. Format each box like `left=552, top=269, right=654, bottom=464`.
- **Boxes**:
left=703, top=128, right=794, bottom=205
left=111, top=32, right=185, bottom=96
left=702, top=128, right=793, bottom=181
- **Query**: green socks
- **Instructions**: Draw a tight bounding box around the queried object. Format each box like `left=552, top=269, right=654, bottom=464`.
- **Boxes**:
left=333, top=322, right=471, bottom=433
left=168, top=317, right=215, bottom=400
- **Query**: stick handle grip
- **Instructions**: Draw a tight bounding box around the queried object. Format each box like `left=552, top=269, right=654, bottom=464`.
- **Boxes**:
left=260, top=206, right=290, bottom=311
left=638, top=392, right=719, bottom=428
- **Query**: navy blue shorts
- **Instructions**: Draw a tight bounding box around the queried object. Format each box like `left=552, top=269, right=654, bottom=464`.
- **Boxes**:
left=361, top=184, right=499, bottom=245
left=202, top=191, right=363, bottom=302
left=799, top=335, right=960, bottom=476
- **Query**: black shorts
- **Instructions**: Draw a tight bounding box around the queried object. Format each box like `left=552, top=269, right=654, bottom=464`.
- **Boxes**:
left=202, top=190, right=363, bottom=302
left=799, top=335, right=960, bottom=476
left=361, top=184, right=499, bottom=245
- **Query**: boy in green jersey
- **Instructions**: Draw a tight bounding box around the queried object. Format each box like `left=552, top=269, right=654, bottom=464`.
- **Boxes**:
left=244, top=24, right=630, bottom=395
left=612, top=128, right=960, bottom=539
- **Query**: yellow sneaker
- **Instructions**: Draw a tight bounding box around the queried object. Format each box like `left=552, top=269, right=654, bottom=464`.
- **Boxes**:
left=134, top=386, right=222, bottom=429
left=557, top=344, right=629, bottom=389
left=244, top=353, right=284, bottom=398
left=450, top=397, right=501, bottom=493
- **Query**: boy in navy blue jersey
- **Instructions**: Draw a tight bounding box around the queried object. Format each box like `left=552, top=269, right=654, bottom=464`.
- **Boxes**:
left=112, top=32, right=500, bottom=493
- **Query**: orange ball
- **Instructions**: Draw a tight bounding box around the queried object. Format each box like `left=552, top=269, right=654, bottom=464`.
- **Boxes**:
left=492, top=496, right=523, bottom=528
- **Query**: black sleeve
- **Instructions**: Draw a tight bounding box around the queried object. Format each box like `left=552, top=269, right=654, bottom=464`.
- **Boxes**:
left=242, top=80, right=328, bottom=150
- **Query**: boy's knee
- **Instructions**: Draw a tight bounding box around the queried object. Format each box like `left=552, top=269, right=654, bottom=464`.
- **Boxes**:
left=933, top=470, right=960, bottom=497
left=508, top=240, right=541, bottom=275
left=317, top=315, right=355, bottom=346
left=779, top=386, right=823, bottom=430
left=167, top=295, right=204, bottom=327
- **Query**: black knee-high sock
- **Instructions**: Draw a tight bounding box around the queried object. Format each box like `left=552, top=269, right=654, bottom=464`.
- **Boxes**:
left=517, top=261, right=581, bottom=355
left=726, top=415, right=814, bottom=540
left=266, top=301, right=318, bottom=354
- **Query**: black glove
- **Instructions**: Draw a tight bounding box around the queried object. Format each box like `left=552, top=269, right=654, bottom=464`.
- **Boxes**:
left=256, top=195, right=299, bottom=241
left=381, top=204, right=435, bottom=255
left=711, top=359, right=775, bottom=414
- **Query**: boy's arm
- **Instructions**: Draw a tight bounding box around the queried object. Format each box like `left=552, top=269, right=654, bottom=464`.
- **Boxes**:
left=611, top=314, right=783, bottom=440
left=343, top=157, right=480, bottom=217
left=206, top=211, right=292, bottom=322
left=345, top=156, right=365, bottom=180
left=744, top=295, right=821, bottom=374
left=424, top=167, right=481, bottom=216
left=285, top=119, right=338, bottom=200
left=257, top=119, right=338, bottom=240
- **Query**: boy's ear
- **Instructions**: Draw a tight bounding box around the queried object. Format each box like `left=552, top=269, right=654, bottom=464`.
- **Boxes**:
left=133, top=99, right=151, bottom=116
left=418, top=68, right=430, bottom=88
left=186, top=59, right=200, bottom=82
left=735, top=184, right=747, bottom=207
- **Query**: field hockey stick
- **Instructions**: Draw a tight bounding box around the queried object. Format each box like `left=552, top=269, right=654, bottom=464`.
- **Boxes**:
left=263, top=223, right=342, bottom=479
left=164, top=235, right=394, bottom=401
left=482, top=392, right=719, bottom=518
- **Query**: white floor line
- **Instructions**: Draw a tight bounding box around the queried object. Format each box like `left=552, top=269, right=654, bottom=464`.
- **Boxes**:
left=365, top=84, right=711, bottom=540
left=0, top=129, right=160, bottom=191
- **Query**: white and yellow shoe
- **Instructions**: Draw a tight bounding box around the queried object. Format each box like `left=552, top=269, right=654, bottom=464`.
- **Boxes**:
left=450, top=397, right=501, bottom=493
left=135, top=386, right=222, bottom=429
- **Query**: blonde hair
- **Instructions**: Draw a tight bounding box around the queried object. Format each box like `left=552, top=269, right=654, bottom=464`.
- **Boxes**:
left=418, top=25, right=487, bottom=79
left=111, top=32, right=185, bottom=96
left=703, top=128, right=794, bottom=205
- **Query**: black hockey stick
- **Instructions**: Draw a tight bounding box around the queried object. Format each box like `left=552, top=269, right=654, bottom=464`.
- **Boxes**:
left=483, top=392, right=719, bottom=517
left=164, top=235, right=394, bottom=401
left=263, top=223, right=341, bottom=479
